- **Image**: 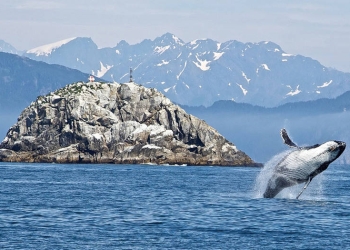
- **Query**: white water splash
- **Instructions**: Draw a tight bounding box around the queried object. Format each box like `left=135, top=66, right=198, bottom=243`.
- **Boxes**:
left=253, top=150, right=291, bottom=198
left=253, top=149, right=325, bottom=200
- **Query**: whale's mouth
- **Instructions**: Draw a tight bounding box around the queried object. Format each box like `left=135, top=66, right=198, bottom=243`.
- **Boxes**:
left=334, top=141, right=346, bottom=157
left=335, top=141, right=346, bottom=148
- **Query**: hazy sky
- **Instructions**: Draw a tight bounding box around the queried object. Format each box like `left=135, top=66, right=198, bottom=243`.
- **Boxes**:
left=1, top=0, right=350, bottom=72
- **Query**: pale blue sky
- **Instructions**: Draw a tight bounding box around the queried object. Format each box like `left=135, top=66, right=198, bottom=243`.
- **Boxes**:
left=1, top=0, right=350, bottom=72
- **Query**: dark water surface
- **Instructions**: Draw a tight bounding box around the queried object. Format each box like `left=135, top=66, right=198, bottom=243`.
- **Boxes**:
left=0, top=163, right=349, bottom=249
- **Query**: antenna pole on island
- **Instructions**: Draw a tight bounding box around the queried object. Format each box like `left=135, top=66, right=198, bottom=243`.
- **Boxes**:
left=129, top=68, right=133, bottom=82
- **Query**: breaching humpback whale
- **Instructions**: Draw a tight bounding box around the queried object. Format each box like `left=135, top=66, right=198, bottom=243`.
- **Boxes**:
left=263, top=129, right=346, bottom=199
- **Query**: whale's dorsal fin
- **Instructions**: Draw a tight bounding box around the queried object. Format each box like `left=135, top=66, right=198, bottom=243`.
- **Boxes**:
left=280, top=128, right=298, bottom=148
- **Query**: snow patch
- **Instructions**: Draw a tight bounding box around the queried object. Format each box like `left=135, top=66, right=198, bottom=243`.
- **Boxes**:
left=192, top=44, right=199, bottom=50
left=286, top=85, right=301, bottom=96
left=97, top=61, right=113, bottom=77
left=217, top=43, right=221, bottom=50
left=157, top=60, right=170, bottom=66
left=120, top=72, right=129, bottom=80
left=236, top=83, right=248, bottom=96
left=242, top=71, right=250, bottom=83
left=172, top=35, right=184, bottom=45
left=177, top=61, right=187, bottom=80
left=115, top=49, right=120, bottom=54
left=154, top=45, right=170, bottom=54
left=27, top=37, right=76, bottom=56
left=164, top=87, right=171, bottom=93
left=134, top=62, right=143, bottom=70
left=213, top=52, right=224, bottom=60
left=317, top=80, right=333, bottom=88
left=193, top=56, right=210, bottom=71
left=261, top=64, right=270, bottom=70
left=77, top=58, right=84, bottom=64
left=256, top=64, right=270, bottom=73
left=190, top=40, right=198, bottom=45
left=282, top=53, right=293, bottom=57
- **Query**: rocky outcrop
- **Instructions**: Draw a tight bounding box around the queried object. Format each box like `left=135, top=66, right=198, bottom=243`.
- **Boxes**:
left=0, top=81, right=258, bottom=166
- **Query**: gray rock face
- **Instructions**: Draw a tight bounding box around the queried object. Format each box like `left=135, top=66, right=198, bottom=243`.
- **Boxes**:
left=0, top=82, right=257, bottom=166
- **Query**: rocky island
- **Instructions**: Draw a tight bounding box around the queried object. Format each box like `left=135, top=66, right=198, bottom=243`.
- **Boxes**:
left=0, top=81, right=257, bottom=166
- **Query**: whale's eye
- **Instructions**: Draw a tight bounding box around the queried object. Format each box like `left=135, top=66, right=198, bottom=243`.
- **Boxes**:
left=330, top=145, right=337, bottom=152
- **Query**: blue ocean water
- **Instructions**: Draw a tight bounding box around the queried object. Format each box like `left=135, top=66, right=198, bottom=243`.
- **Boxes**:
left=0, top=162, right=349, bottom=249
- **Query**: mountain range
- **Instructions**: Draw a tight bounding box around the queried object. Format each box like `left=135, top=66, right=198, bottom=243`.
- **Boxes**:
left=182, top=93, right=350, bottom=163
left=14, top=33, right=350, bottom=107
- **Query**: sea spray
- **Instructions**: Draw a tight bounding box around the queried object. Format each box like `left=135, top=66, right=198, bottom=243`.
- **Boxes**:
left=253, top=149, right=292, bottom=198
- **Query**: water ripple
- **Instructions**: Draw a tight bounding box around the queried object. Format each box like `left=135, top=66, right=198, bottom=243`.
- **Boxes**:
left=0, top=163, right=349, bottom=249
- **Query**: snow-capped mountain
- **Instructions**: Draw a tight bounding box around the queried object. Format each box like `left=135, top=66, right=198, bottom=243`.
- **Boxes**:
left=23, top=33, right=350, bottom=107
left=26, top=37, right=77, bottom=56
left=0, top=39, right=20, bottom=54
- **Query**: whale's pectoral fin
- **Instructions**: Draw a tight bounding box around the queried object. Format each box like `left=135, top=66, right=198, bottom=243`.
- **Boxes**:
left=296, top=177, right=313, bottom=199
left=263, top=175, right=294, bottom=198
left=281, top=128, right=298, bottom=148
